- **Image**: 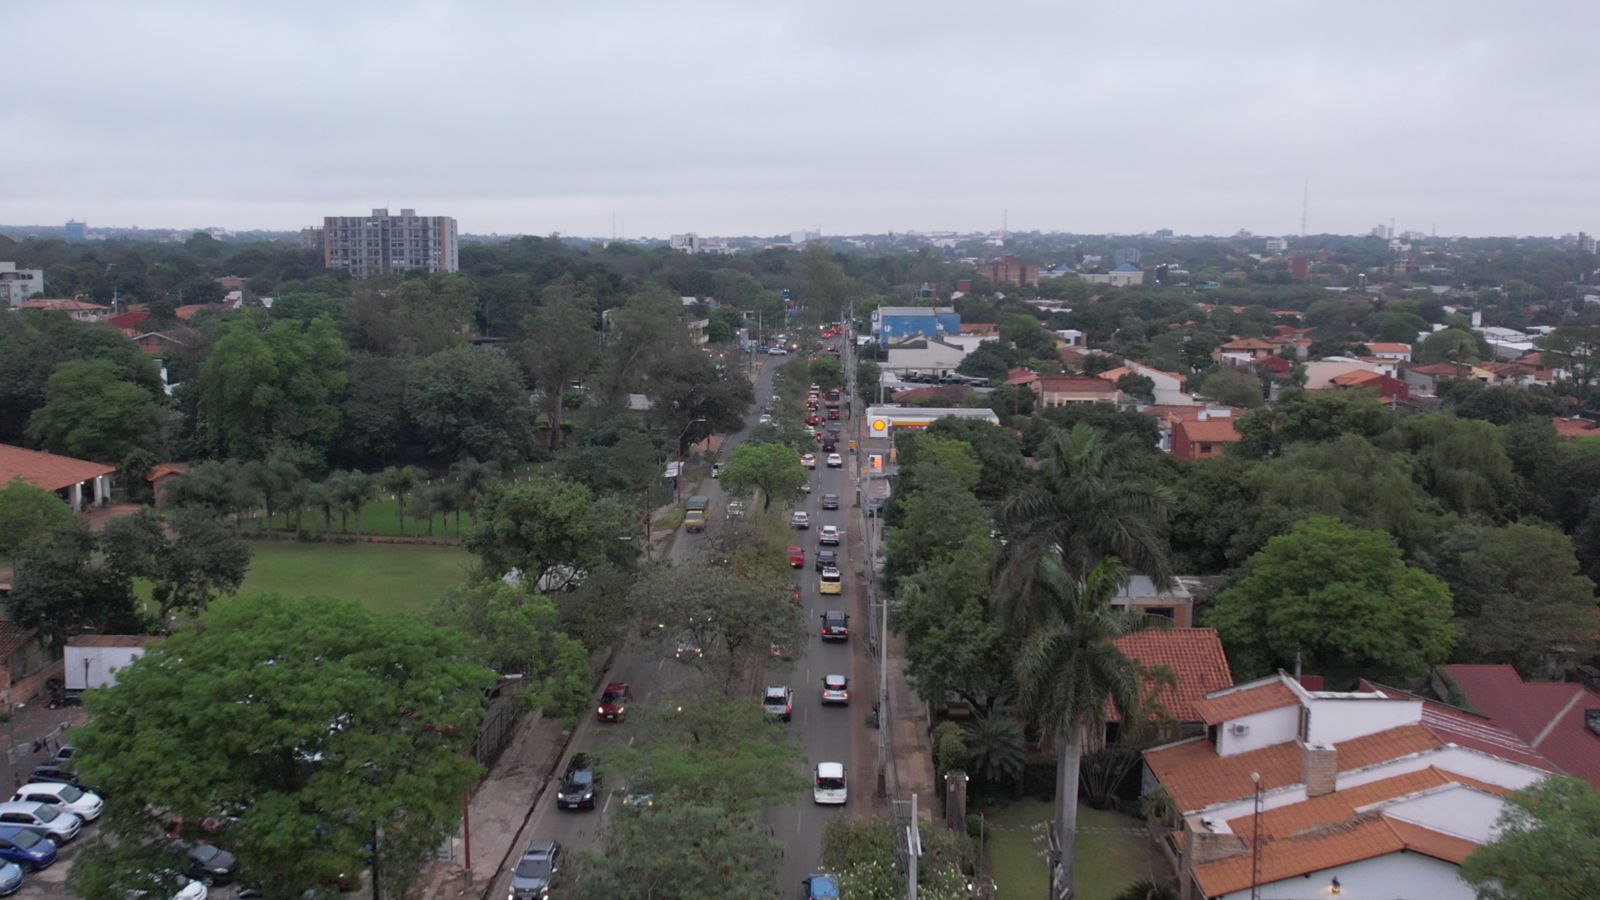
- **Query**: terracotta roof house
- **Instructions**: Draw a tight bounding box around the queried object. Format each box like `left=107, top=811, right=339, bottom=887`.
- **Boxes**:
left=1058, top=346, right=1089, bottom=369
left=1213, top=338, right=1277, bottom=362
left=1108, top=627, right=1233, bottom=732
left=1439, top=664, right=1600, bottom=789
left=19, top=298, right=109, bottom=322
left=1145, top=672, right=1558, bottom=900
left=106, top=308, right=150, bottom=334
left=1171, top=415, right=1241, bottom=461
left=1004, top=367, right=1040, bottom=388
left=1325, top=369, right=1410, bottom=402
left=146, top=463, right=190, bottom=507
left=1098, top=360, right=1193, bottom=406
left=1033, top=375, right=1118, bottom=408
left=1365, top=341, right=1414, bottom=362
left=0, top=444, right=114, bottom=511
left=1551, top=416, right=1600, bottom=440
left=959, top=322, right=998, bottom=336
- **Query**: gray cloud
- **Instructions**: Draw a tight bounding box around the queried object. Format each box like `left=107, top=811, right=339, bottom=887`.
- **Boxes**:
left=7, top=0, right=1597, bottom=236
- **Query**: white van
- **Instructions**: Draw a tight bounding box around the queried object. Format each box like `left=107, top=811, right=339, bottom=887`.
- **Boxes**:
left=813, top=762, right=847, bottom=805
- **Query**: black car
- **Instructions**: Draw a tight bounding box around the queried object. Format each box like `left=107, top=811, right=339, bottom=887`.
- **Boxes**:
left=820, top=611, right=849, bottom=642
left=173, top=839, right=237, bottom=885
left=556, top=755, right=600, bottom=810
left=814, top=549, right=838, bottom=572
left=26, top=766, right=99, bottom=796
left=820, top=493, right=840, bottom=510
left=821, top=437, right=837, bottom=453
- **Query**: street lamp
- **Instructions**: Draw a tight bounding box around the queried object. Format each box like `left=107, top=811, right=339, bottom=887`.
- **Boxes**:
left=673, top=418, right=708, bottom=501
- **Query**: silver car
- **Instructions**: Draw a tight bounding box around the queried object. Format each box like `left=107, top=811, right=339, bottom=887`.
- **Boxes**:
left=509, top=840, right=560, bottom=898
left=0, top=801, right=80, bottom=844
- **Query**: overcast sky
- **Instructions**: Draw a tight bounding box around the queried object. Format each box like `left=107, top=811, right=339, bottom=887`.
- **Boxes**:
left=7, top=1, right=1597, bottom=238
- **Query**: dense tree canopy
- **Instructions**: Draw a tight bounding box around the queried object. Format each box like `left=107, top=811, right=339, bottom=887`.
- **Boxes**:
left=1460, top=776, right=1600, bottom=900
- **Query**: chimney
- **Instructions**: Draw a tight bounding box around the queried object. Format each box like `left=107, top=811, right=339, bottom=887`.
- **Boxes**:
left=1302, top=742, right=1337, bottom=798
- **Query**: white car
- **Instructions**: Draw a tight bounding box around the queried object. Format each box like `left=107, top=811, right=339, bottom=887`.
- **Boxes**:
left=826, top=453, right=843, bottom=468
left=12, top=782, right=102, bottom=822
left=813, top=762, right=847, bottom=805
left=800, top=453, right=817, bottom=468
left=768, top=347, right=789, bottom=356
left=821, top=674, right=849, bottom=705
left=758, top=414, right=773, bottom=424
left=791, top=510, right=810, bottom=529
left=0, top=800, right=80, bottom=844
left=818, top=525, right=841, bottom=546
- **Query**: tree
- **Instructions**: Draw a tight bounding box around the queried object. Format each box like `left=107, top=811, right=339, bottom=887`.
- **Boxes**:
left=629, top=565, right=802, bottom=697
left=995, top=424, right=1172, bottom=632
left=1537, top=325, right=1600, bottom=398
left=0, top=312, right=162, bottom=444
left=957, top=342, right=1014, bottom=382
left=434, top=581, right=589, bottom=719
left=1460, top=776, right=1600, bottom=900
left=1207, top=517, right=1458, bottom=684
left=820, top=818, right=975, bottom=900
left=0, top=477, right=75, bottom=565
left=562, top=802, right=784, bottom=900
left=1416, top=328, right=1483, bottom=365
left=1425, top=523, right=1597, bottom=676
left=70, top=593, right=491, bottom=899
left=1001, top=312, right=1056, bottom=358
left=239, top=455, right=301, bottom=535
left=897, top=535, right=1012, bottom=715
left=518, top=278, right=597, bottom=452
left=1016, top=560, right=1150, bottom=898
left=465, top=476, right=636, bottom=586
left=330, top=469, right=374, bottom=532
left=407, top=346, right=536, bottom=466
left=808, top=354, right=844, bottom=391
left=1116, top=372, right=1156, bottom=404
left=963, top=713, right=1026, bottom=792
left=377, top=465, right=420, bottom=533
left=26, top=359, right=162, bottom=463
left=6, top=521, right=144, bottom=651
left=196, top=313, right=346, bottom=460
left=717, top=441, right=806, bottom=511
left=602, top=697, right=806, bottom=812
left=801, top=242, right=850, bottom=320
left=100, top=507, right=251, bottom=621
left=1196, top=368, right=1264, bottom=409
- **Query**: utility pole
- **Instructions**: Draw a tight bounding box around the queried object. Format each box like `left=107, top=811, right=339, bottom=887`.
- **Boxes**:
left=907, top=793, right=921, bottom=900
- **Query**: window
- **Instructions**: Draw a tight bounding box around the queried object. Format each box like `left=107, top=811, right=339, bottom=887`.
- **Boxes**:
left=1199, top=443, right=1213, bottom=453
left=1145, top=606, right=1175, bottom=621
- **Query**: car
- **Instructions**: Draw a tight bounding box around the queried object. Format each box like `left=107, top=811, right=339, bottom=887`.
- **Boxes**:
left=620, top=775, right=656, bottom=809
left=821, top=675, right=849, bottom=705
left=821, top=438, right=837, bottom=453
left=866, top=496, right=886, bottom=517
left=711, top=462, right=722, bottom=478
left=827, top=408, right=840, bottom=420
left=826, top=453, right=843, bottom=468
left=0, top=825, right=55, bottom=871
left=556, top=755, right=600, bottom=810
left=768, top=347, right=788, bottom=356
left=0, top=862, right=18, bottom=897
left=813, top=762, right=847, bottom=805
left=49, top=746, right=75, bottom=766
left=674, top=637, right=703, bottom=661
left=762, top=686, right=794, bottom=722
left=820, top=493, right=839, bottom=510
left=814, top=548, right=838, bottom=572
left=802, top=874, right=842, bottom=900
left=597, top=682, right=631, bottom=723
left=790, top=510, right=810, bottom=529
left=819, top=567, right=842, bottom=595
left=820, top=610, right=849, bottom=640
left=800, top=453, right=817, bottom=468
left=818, top=525, right=841, bottom=546
left=758, top=414, right=773, bottom=424
left=27, top=765, right=96, bottom=796
left=509, top=839, right=561, bottom=899
left=805, top=414, right=821, bottom=427
left=801, top=481, right=813, bottom=493
left=756, top=345, right=770, bottom=354
left=788, top=546, right=805, bottom=568
left=11, top=782, right=101, bottom=823
left=0, top=802, right=79, bottom=844
left=726, top=500, right=746, bottom=519
left=172, top=839, right=237, bottom=885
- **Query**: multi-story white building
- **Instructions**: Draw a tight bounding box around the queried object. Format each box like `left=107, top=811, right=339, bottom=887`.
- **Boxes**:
left=0, top=262, right=45, bottom=307
left=321, top=208, right=458, bottom=278
left=668, top=233, right=733, bottom=255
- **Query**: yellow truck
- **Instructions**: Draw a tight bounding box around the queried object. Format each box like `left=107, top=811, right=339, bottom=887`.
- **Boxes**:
left=684, top=495, right=709, bottom=532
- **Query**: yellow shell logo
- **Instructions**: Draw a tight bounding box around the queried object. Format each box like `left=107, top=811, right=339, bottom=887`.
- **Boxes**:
left=871, top=418, right=888, bottom=433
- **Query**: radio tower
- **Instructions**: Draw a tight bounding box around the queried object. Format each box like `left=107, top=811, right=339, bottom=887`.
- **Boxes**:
left=1300, top=178, right=1309, bottom=238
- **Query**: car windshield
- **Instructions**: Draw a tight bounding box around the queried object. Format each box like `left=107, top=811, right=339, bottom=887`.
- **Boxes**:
left=822, top=571, right=840, bottom=581
left=567, top=770, right=593, bottom=787
left=55, top=786, right=82, bottom=803
left=826, top=678, right=846, bottom=689
left=515, top=856, right=553, bottom=878
left=4, top=830, right=40, bottom=849
left=30, top=806, right=56, bottom=822
left=602, top=691, right=625, bottom=703
left=191, top=844, right=220, bottom=863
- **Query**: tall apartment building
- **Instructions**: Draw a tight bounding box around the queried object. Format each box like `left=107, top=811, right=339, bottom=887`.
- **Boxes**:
left=0, top=262, right=45, bottom=307
left=321, top=208, right=459, bottom=278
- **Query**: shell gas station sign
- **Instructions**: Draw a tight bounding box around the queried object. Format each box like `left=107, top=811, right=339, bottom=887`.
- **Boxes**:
left=865, top=407, right=1000, bottom=435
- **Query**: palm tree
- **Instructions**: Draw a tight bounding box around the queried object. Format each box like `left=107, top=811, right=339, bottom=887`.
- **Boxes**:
left=377, top=466, right=420, bottom=534
left=335, top=470, right=374, bottom=533
left=306, top=481, right=336, bottom=535
left=1017, top=558, right=1151, bottom=899
left=448, top=458, right=496, bottom=532
left=239, top=457, right=300, bottom=536
left=994, top=424, right=1172, bottom=632
left=963, top=713, right=1026, bottom=794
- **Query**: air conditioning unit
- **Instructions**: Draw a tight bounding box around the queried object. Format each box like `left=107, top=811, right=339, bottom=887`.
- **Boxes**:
left=1230, top=723, right=1250, bottom=737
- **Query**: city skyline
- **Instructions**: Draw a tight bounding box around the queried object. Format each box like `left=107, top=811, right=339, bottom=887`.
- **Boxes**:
left=7, top=1, right=1598, bottom=238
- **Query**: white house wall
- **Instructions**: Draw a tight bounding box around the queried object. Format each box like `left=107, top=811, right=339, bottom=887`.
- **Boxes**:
left=1217, top=852, right=1472, bottom=900
left=1305, top=697, right=1421, bottom=745
left=1381, top=788, right=1504, bottom=844
left=1216, top=706, right=1300, bottom=757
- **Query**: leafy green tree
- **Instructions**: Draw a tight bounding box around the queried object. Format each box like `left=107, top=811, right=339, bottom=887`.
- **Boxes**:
left=377, top=465, right=421, bottom=533
left=1537, top=325, right=1600, bottom=398
left=239, top=455, right=301, bottom=535
left=1116, top=372, right=1156, bottom=404
left=1016, top=560, right=1151, bottom=897
left=0, top=477, right=76, bottom=565
left=718, top=441, right=807, bottom=511
left=1000, top=312, right=1056, bottom=358
left=996, top=425, right=1172, bottom=632
left=1425, top=523, right=1597, bottom=675
left=888, top=482, right=988, bottom=582
left=71, top=593, right=491, bottom=899
left=0, top=308, right=161, bottom=443
left=808, top=354, right=844, bottom=391
left=464, top=475, right=636, bottom=585
left=26, top=359, right=162, bottom=463
left=334, top=354, right=411, bottom=469
left=197, top=313, right=346, bottom=460
left=1234, top=388, right=1394, bottom=459
left=924, top=417, right=1027, bottom=503
left=562, top=802, right=784, bottom=900
left=802, top=242, right=850, bottom=320
left=100, top=507, right=250, bottom=620
left=434, top=581, right=589, bottom=718
left=629, top=565, right=801, bottom=697
left=957, top=342, right=1014, bottom=381
left=6, top=521, right=143, bottom=650
left=329, top=469, right=374, bottom=532
left=1436, top=378, right=1561, bottom=426
left=963, top=713, right=1026, bottom=792
left=1207, top=517, right=1458, bottom=684
left=1197, top=368, right=1264, bottom=408
left=647, top=344, right=754, bottom=448
left=407, top=346, right=536, bottom=465
left=1381, top=414, right=1520, bottom=519
left=1416, top=328, right=1483, bottom=365
left=602, top=697, right=806, bottom=812
left=1460, top=776, right=1600, bottom=900
left=518, top=277, right=597, bottom=451
left=821, top=818, right=975, bottom=900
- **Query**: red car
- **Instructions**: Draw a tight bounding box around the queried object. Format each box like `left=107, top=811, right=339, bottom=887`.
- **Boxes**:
left=806, top=414, right=821, bottom=426
left=788, top=546, right=805, bottom=568
left=827, top=408, right=840, bottom=420
left=597, top=682, right=631, bottom=723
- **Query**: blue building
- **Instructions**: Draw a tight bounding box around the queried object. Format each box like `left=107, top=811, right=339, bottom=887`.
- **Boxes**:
left=870, top=306, right=960, bottom=348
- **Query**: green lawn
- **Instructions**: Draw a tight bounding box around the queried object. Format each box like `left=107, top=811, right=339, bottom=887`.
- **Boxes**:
left=240, top=495, right=477, bottom=539
left=238, top=541, right=474, bottom=615
left=985, top=799, right=1167, bottom=900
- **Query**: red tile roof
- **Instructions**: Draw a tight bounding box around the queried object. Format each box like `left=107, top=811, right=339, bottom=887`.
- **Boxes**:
left=959, top=322, right=998, bottom=335
left=146, top=463, right=190, bottom=483
left=1551, top=417, right=1600, bottom=439
left=0, top=443, right=116, bottom=490
left=20, top=298, right=108, bottom=312
left=66, top=634, right=164, bottom=648
left=1108, top=629, right=1234, bottom=724
left=1219, top=339, right=1276, bottom=351
left=1037, top=375, right=1117, bottom=394
left=1192, top=815, right=1478, bottom=897
left=1407, top=363, right=1471, bottom=377
left=1193, top=680, right=1299, bottom=725
left=1224, top=767, right=1500, bottom=843
left=1440, top=664, right=1600, bottom=788
left=1174, top=418, right=1241, bottom=446
left=1005, top=367, right=1039, bottom=386
left=1365, top=342, right=1413, bottom=354
left=106, top=309, right=150, bottom=331
left=1329, top=369, right=1385, bottom=387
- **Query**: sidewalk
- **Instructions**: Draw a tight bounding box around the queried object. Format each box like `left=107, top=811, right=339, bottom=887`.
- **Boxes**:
left=1, top=702, right=87, bottom=791
left=886, top=628, right=935, bottom=809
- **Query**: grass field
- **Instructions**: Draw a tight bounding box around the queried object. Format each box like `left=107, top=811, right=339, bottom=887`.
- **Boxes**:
left=985, top=799, right=1168, bottom=900
left=237, top=540, right=474, bottom=615
left=240, top=495, right=477, bottom=539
